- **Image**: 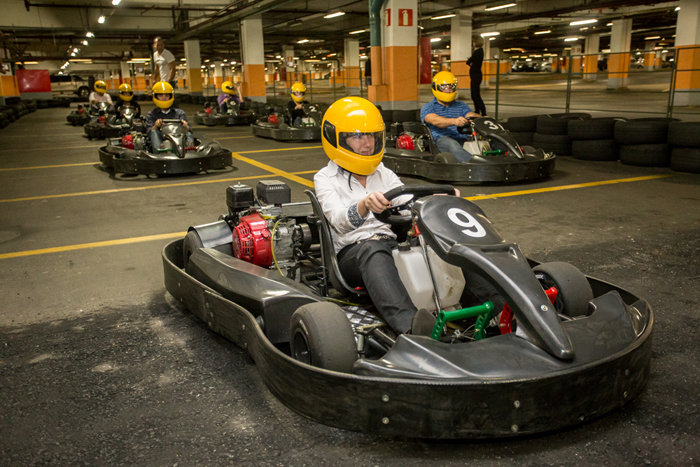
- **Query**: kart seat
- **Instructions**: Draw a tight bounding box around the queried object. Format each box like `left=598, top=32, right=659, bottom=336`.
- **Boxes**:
left=305, top=190, right=366, bottom=299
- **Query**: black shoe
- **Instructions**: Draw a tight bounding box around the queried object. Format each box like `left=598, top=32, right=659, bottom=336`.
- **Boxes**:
left=411, top=308, right=435, bottom=337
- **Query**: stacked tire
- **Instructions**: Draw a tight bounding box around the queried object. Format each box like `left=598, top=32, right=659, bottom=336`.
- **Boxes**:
left=502, top=115, right=538, bottom=146
left=614, top=118, right=677, bottom=166
left=667, top=121, right=700, bottom=173
left=568, top=118, right=622, bottom=161
left=533, top=113, right=591, bottom=156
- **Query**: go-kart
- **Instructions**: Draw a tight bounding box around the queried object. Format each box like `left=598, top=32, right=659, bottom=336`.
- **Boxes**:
left=383, top=117, right=556, bottom=183
left=161, top=180, right=653, bottom=438
left=251, top=103, right=325, bottom=141
left=98, top=119, right=233, bottom=176
left=84, top=106, right=145, bottom=140
left=66, top=104, right=95, bottom=126
left=193, top=100, right=256, bottom=126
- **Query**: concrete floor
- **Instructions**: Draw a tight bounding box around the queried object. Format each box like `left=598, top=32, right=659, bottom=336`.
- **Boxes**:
left=1, top=102, right=698, bottom=464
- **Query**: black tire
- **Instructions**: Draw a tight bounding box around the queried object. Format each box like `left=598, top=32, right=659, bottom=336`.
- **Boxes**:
left=533, top=262, right=593, bottom=317
left=435, top=152, right=459, bottom=163
left=536, top=113, right=591, bottom=135
left=503, top=115, right=538, bottom=132
left=533, top=132, right=571, bottom=155
left=668, top=122, right=700, bottom=148
left=619, top=143, right=670, bottom=166
left=568, top=118, right=621, bottom=140
left=290, top=302, right=356, bottom=372
left=182, top=230, right=204, bottom=270
left=510, top=131, right=534, bottom=145
left=614, top=119, right=673, bottom=145
left=572, top=139, right=618, bottom=161
left=670, top=147, right=700, bottom=173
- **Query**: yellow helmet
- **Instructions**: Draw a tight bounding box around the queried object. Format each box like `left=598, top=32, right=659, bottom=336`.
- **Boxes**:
left=221, top=80, right=236, bottom=95
left=94, top=80, right=107, bottom=93
left=291, top=82, right=306, bottom=104
left=118, top=83, right=134, bottom=101
left=321, top=97, right=385, bottom=176
left=431, top=71, right=458, bottom=103
left=152, top=81, right=174, bottom=109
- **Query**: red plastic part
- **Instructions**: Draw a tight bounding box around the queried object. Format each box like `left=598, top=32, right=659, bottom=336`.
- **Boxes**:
left=120, top=134, right=134, bottom=149
left=396, top=134, right=415, bottom=150
left=232, top=213, right=272, bottom=267
left=267, top=114, right=278, bottom=124
left=499, top=287, right=559, bottom=335
left=205, top=107, right=212, bottom=114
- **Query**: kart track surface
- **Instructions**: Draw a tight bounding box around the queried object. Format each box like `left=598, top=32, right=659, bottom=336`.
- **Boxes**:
left=0, top=103, right=698, bottom=465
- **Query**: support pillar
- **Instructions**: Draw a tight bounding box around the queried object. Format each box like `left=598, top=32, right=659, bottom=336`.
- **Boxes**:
left=607, top=18, right=632, bottom=89
left=214, top=62, right=224, bottom=89
left=184, top=40, right=202, bottom=95
left=673, top=0, right=700, bottom=106
left=120, top=62, right=131, bottom=85
left=283, top=46, right=295, bottom=88
left=369, top=0, right=418, bottom=110
left=344, top=38, right=361, bottom=95
left=0, top=49, right=19, bottom=105
left=644, top=41, right=657, bottom=70
left=450, top=11, right=472, bottom=92
left=570, top=44, right=583, bottom=74
left=584, top=34, right=600, bottom=79
left=241, top=15, right=266, bottom=102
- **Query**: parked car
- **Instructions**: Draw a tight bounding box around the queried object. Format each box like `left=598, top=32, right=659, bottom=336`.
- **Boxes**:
left=50, top=73, right=91, bottom=99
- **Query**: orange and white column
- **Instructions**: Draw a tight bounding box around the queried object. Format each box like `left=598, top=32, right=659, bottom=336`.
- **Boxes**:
left=450, top=11, right=472, bottom=93
left=369, top=0, right=418, bottom=110
left=344, top=38, right=361, bottom=95
left=607, top=18, right=632, bottom=89
left=241, top=15, right=267, bottom=103
left=673, top=0, right=700, bottom=106
left=584, top=34, right=600, bottom=80
left=0, top=53, right=19, bottom=105
left=184, top=40, right=203, bottom=96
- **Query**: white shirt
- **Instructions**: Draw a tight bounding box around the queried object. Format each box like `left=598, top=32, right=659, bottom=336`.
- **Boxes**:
left=153, top=48, right=176, bottom=82
left=314, top=161, right=406, bottom=253
left=89, top=91, right=112, bottom=105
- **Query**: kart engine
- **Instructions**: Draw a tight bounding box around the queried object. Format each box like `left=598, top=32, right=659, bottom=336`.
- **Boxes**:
left=225, top=181, right=315, bottom=276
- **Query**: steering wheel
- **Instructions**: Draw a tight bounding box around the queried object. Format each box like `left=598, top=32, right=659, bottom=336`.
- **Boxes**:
left=375, top=184, right=455, bottom=225
left=456, top=117, right=477, bottom=135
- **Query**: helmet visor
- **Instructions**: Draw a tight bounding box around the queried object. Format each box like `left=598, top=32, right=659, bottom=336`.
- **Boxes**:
left=436, top=83, right=457, bottom=93
left=156, top=93, right=172, bottom=101
left=121, top=91, right=133, bottom=97
left=292, top=91, right=305, bottom=97
left=338, top=131, right=384, bottom=157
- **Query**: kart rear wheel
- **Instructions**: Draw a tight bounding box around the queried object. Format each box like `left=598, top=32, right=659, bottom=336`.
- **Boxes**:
left=182, top=230, right=204, bottom=270
left=290, top=302, right=356, bottom=372
left=533, top=262, right=593, bottom=317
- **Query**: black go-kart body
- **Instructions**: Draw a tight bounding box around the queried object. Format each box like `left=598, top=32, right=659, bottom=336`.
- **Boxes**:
left=161, top=180, right=653, bottom=439
left=85, top=106, right=145, bottom=140
left=383, top=117, right=556, bottom=184
left=251, top=103, right=325, bottom=141
left=193, top=101, right=257, bottom=126
left=66, top=104, right=97, bottom=126
left=98, top=119, right=233, bottom=176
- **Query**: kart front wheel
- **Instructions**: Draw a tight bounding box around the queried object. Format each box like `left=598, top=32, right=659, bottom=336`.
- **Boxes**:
left=533, top=262, right=593, bottom=317
left=290, top=302, right=356, bottom=373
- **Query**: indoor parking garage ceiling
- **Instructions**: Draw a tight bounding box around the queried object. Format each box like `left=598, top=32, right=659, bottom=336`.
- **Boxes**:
left=0, top=0, right=682, bottom=66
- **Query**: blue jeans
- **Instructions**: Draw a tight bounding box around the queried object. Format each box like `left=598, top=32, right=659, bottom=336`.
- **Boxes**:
left=149, top=129, right=194, bottom=153
left=435, top=136, right=473, bottom=162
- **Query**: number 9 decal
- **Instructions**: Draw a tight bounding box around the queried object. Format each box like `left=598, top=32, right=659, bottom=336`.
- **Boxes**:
left=447, top=208, right=487, bottom=238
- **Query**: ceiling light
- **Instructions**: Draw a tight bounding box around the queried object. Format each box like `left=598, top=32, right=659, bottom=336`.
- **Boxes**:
left=349, top=29, right=366, bottom=35
left=480, top=32, right=500, bottom=37
left=297, top=39, right=309, bottom=44
left=484, top=3, right=516, bottom=11
left=564, top=37, right=580, bottom=42
left=431, top=14, right=456, bottom=20
left=82, top=40, right=88, bottom=46
left=569, top=19, right=597, bottom=26
left=275, top=55, right=281, bottom=59
left=534, top=30, right=551, bottom=35
left=85, top=31, right=94, bottom=38
left=489, top=37, right=496, bottom=41
left=607, top=22, right=613, bottom=26
left=232, top=61, right=236, bottom=65
left=73, top=48, right=79, bottom=53
left=675, top=6, right=680, bottom=11
left=98, top=15, right=105, bottom=24
left=71, top=52, right=76, bottom=56
left=430, top=38, right=442, bottom=42
left=111, top=0, right=121, bottom=5
left=324, top=12, right=345, bottom=19
left=210, top=64, right=215, bottom=68
left=644, top=36, right=661, bottom=40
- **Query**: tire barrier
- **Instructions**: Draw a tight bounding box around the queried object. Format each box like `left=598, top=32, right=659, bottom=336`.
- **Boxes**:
left=532, top=113, right=591, bottom=156
left=568, top=118, right=622, bottom=161
left=668, top=122, right=700, bottom=173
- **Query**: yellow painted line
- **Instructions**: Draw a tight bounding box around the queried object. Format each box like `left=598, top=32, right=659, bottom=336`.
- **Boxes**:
left=0, top=170, right=316, bottom=203
left=464, top=174, right=671, bottom=200
left=232, top=152, right=315, bottom=187
left=209, top=135, right=255, bottom=141
left=0, top=232, right=186, bottom=260
left=240, top=145, right=322, bottom=154
left=0, top=162, right=96, bottom=172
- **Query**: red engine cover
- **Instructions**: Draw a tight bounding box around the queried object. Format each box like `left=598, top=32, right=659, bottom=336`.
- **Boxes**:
left=121, top=134, right=135, bottom=149
left=267, top=114, right=278, bottom=124
left=396, top=134, right=415, bottom=150
left=232, top=213, right=272, bottom=267
left=205, top=107, right=212, bottom=114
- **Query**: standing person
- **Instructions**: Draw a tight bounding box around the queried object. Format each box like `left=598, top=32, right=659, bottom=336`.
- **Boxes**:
left=314, top=96, right=439, bottom=336
left=144, top=81, right=193, bottom=153
left=152, top=37, right=177, bottom=88
left=421, top=71, right=481, bottom=162
left=466, top=37, right=487, bottom=116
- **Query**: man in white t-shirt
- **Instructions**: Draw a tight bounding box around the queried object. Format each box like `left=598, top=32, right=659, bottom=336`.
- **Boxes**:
left=153, top=37, right=177, bottom=88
